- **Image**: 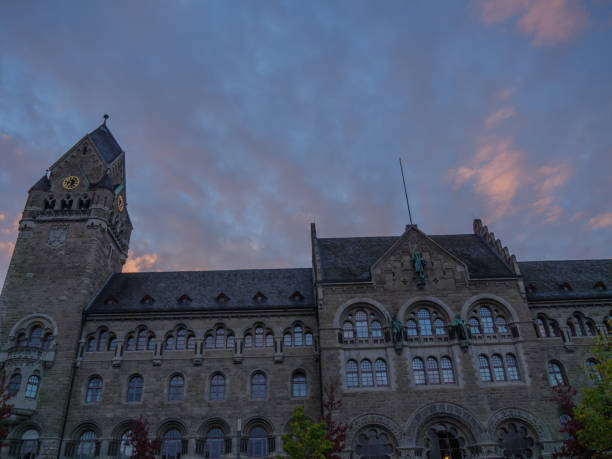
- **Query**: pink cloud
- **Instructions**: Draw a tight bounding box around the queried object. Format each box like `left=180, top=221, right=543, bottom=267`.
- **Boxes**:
left=472, top=0, right=589, bottom=46
left=588, top=212, right=612, bottom=229
left=495, top=86, right=516, bottom=102
left=0, top=213, right=5, bottom=221
left=485, top=106, right=516, bottom=128
left=123, top=250, right=160, bottom=273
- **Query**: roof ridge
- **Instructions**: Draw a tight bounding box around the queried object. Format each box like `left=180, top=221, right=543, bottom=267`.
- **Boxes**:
left=118, top=267, right=312, bottom=276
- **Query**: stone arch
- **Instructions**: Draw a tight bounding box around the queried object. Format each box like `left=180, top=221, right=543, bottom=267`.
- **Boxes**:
left=70, top=420, right=103, bottom=438
left=487, top=408, right=551, bottom=442
left=333, top=298, right=392, bottom=328
left=198, top=417, right=232, bottom=436
left=404, top=402, right=488, bottom=447
left=111, top=419, right=138, bottom=438
left=398, top=296, right=455, bottom=323
left=9, top=313, right=58, bottom=339
left=461, top=293, right=520, bottom=323
left=348, top=414, right=403, bottom=446
left=243, top=416, right=275, bottom=434
left=156, top=418, right=188, bottom=436
left=8, top=420, right=43, bottom=440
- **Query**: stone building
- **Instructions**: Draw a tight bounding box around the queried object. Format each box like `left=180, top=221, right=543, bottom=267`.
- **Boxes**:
left=0, top=122, right=610, bottom=459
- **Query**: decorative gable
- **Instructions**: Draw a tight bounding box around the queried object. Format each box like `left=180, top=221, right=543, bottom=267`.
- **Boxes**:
left=140, top=294, right=155, bottom=305
left=253, top=291, right=267, bottom=303
left=177, top=294, right=192, bottom=305
left=290, top=290, right=304, bottom=301
left=216, top=292, right=230, bottom=304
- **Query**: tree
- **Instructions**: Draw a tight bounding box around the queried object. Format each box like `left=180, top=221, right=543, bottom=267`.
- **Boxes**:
left=126, top=416, right=159, bottom=459
left=550, top=385, right=593, bottom=459
left=0, top=377, right=13, bottom=444
left=321, top=381, right=350, bottom=459
left=281, top=406, right=333, bottom=459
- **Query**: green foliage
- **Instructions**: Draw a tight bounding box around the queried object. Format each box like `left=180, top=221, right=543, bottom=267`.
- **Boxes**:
left=573, top=331, right=612, bottom=458
left=281, top=406, right=334, bottom=459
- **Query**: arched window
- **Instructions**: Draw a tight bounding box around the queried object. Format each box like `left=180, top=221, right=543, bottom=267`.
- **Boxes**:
left=478, top=355, right=492, bottom=382
left=491, top=354, right=506, bottom=381
left=186, top=335, right=195, bottom=350
left=356, top=311, right=368, bottom=338
left=255, top=327, right=264, bottom=347
left=17, top=333, right=27, bottom=347
left=549, top=320, right=560, bottom=337
left=506, top=354, right=520, bottom=381
left=495, top=316, right=508, bottom=333
left=205, top=335, right=214, bottom=349
left=284, top=333, right=292, bottom=347
left=205, top=427, right=225, bottom=458
left=294, top=326, right=303, bottom=346
left=127, top=375, right=143, bottom=402
left=292, top=372, right=307, bottom=397
left=136, top=330, right=147, bottom=350
left=426, top=357, right=440, bottom=384
left=547, top=361, right=566, bottom=386
left=164, top=335, right=174, bottom=351
left=126, top=336, right=135, bottom=351
left=536, top=317, right=548, bottom=337
left=251, top=373, right=266, bottom=399
left=97, top=331, right=108, bottom=352
left=119, top=430, right=134, bottom=459
left=371, top=321, right=382, bottom=339
left=375, top=359, right=388, bottom=386
left=418, top=309, right=433, bottom=336
left=469, top=318, right=480, bottom=335
left=586, top=359, right=602, bottom=382
left=9, top=373, right=21, bottom=396
left=244, top=334, right=253, bottom=348
left=161, top=429, right=182, bottom=459
left=86, top=337, right=96, bottom=352
left=346, top=360, right=359, bottom=387
left=266, top=333, right=274, bottom=347
left=572, top=315, right=585, bottom=336
left=343, top=321, right=354, bottom=340
left=434, top=318, right=446, bottom=336
left=210, top=374, right=225, bottom=400
left=147, top=336, right=155, bottom=351
left=567, top=318, right=576, bottom=337
left=248, top=426, right=268, bottom=457
left=76, top=431, right=97, bottom=459
left=215, top=329, right=225, bottom=348
left=406, top=319, right=418, bottom=337
left=441, top=357, right=455, bottom=384
left=226, top=334, right=235, bottom=350
left=25, top=375, right=39, bottom=399
left=585, top=320, right=597, bottom=336
left=360, top=360, right=374, bottom=386
left=19, top=429, right=39, bottom=459
left=305, top=332, right=313, bottom=346
left=480, top=307, right=494, bottom=334
left=168, top=375, right=184, bottom=401
left=28, top=326, right=42, bottom=347
left=86, top=377, right=102, bottom=403
left=108, top=337, right=117, bottom=353
left=413, top=358, right=426, bottom=385
left=176, top=328, right=186, bottom=350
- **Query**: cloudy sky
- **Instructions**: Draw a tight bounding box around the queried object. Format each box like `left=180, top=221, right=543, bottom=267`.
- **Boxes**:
left=1, top=0, right=611, bottom=285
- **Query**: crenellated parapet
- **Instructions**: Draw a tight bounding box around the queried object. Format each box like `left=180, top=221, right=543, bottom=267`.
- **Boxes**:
left=473, top=219, right=520, bottom=275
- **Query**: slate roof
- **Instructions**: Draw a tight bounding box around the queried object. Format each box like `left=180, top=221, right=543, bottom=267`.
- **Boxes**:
left=87, top=268, right=314, bottom=314
left=89, top=173, right=115, bottom=191
left=519, top=260, right=612, bottom=302
left=89, top=124, right=123, bottom=164
left=29, top=175, right=51, bottom=191
left=316, top=234, right=515, bottom=282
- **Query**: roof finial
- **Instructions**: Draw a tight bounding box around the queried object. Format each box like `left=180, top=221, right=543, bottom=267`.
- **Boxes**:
left=103, top=114, right=109, bottom=125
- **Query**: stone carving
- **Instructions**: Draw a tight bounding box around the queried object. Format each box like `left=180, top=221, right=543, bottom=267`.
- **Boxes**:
left=391, top=315, right=403, bottom=351
left=412, top=244, right=426, bottom=285
left=47, top=226, right=68, bottom=248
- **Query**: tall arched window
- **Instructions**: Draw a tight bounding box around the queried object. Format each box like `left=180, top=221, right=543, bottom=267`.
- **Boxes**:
left=371, top=321, right=382, bottom=339
left=478, top=355, right=492, bottom=382
left=161, top=429, right=182, bottom=459
left=547, top=361, right=566, bottom=386
left=25, top=375, right=39, bottom=399
left=76, top=431, right=97, bottom=459
left=426, top=357, right=440, bottom=384
left=495, top=316, right=508, bottom=332
left=506, top=354, right=520, bottom=381
left=418, top=309, right=433, bottom=336
left=292, top=372, right=307, bottom=397
left=186, top=335, right=195, bottom=350
left=205, top=427, right=225, bottom=458
left=97, top=331, right=108, bottom=352
left=284, top=333, right=292, bottom=347
left=491, top=354, right=506, bottom=381
left=360, top=360, right=374, bottom=386
left=294, top=326, right=303, bottom=346
left=119, top=430, right=134, bottom=459
left=165, top=335, right=174, bottom=350
left=210, top=374, right=225, bottom=400
left=255, top=327, right=264, bottom=347
left=19, top=429, right=39, bottom=459
left=585, top=319, right=597, bottom=336
left=355, top=311, right=369, bottom=338
left=346, top=360, right=359, bottom=387
left=226, top=334, right=235, bottom=350
left=205, top=335, right=214, bottom=349
left=440, top=357, right=455, bottom=384
left=343, top=321, right=354, bottom=340
left=469, top=318, right=480, bottom=335
left=176, top=328, right=186, bottom=350
left=375, top=359, right=388, bottom=386
left=413, top=358, right=426, bottom=385
left=244, top=334, right=253, bottom=348
left=248, top=426, right=268, bottom=457
left=86, top=337, right=96, bottom=352
left=434, top=319, right=446, bottom=336
left=8, top=373, right=21, bottom=396
left=536, top=317, right=548, bottom=337
left=136, top=330, right=147, bottom=350
left=480, top=307, right=494, bottom=334
left=168, top=375, right=184, bottom=401
left=215, top=328, right=225, bottom=348
left=146, top=336, right=155, bottom=351
left=108, top=337, right=117, bottom=353
left=266, top=333, right=274, bottom=347
left=127, top=375, right=143, bottom=402
left=406, top=319, right=418, bottom=337
left=86, top=377, right=102, bottom=403
left=28, top=326, right=42, bottom=347
left=305, top=332, right=313, bottom=346
left=251, top=373, right=266, bottom=399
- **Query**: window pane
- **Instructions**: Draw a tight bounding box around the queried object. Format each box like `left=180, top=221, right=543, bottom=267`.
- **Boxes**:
left=255, top=327, right=264, bottom=347
left=226, top=335, right=235, bottom=350
left=210, top=374, right=225, bottom=400
left=248, top=427, right=267, bottom=457
left=491, top=355, right=506, bottom=381
left=469, top=318, right=480, bottom=335
left=244, top=335, right=253, bottom=348
left=17, top=333, right=27, bottom=347
left=356, top=311, right=368, bottom=338
left=284, top=333, right=292, bottom=347
left=480, top=307, right=494, bottom=334
left=162, top=429, right=181, bottom=459
left=479, top=355, right=492, bottom=382
left=86, top=337, right=95, bottom=352
left=496, top=316, right=508, bottom=333
left=119, top=431, right=134, bottom=459
left=176, top=329, right=186, bottom=350
left=109, top=338, right=117, bottom=353
left=77, top=431, right=97, bottom=459
left=127, top=376, right=143, bottom=402
left=292, top=373, right=307, bottom=397
left=186, top=336, right=195, bottom=350
left=347, top=360, right=359, bottom=387
left=137, top=330, right=146, bottom=350
left=25, top=375, right=39, bottom=399
left=86, top=377, right=102, bottom=403
left=441, top=357, right=455, bottom=384
left=97, top=331, right=108, bottom=351
left=537, top=318, right=547, bottom=337
left=305, top=333, right=313, bottom=346
left=406, top=320, right=418, bottom=336
left=165, top=336, right=174, bottom=350
left=426, top=357, right=440, bottom=384
left=215, top=329, right=225, bottom=348
left=168, top=375, right=184, bottom=401
left=206, top=428, right=225, bottom=458
left=205, top=335, right=213, bottom=349
left=375, top=359, right=388, bottom=386
left=548, top=362, right=565, bottom=386
left=294, top=326, right=303, bottom=346
left=361, top=360, right=374, bottom=386
left=418, top=309, right=432, bottom=336
left=251, top=373, right=266, bottom=399
left=506, top=354, right=520, bottom=381
left=266, top=334, right=274, bottom=347
left=342, top=322, right=354, bottom=340
left=371, top=321, right=382, bottom=339
left=413, top=358, right=426, bottom=385
left=29, top=326, right=42, bottom=347
left=434, top=319, right=446, bottom=336
left=9, top=373, right=21, bottom=396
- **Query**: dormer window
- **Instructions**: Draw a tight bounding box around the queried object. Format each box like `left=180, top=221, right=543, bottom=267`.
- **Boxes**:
left=216, top=293, right=229, bottom=304
left=526, top=284, right=536, bottom=293
left=594, top=281, right=607, bottom=291
left=290, top=290, right=304, bottom=301
left=177, top=294, right=192, bottom=305
left=140, top=294, right=155, bottom=305
left=253, top=291, right=267, bottom=303
left=560, top=282, right=572, bottom=292
left=104, top=296, right=117, bottom=305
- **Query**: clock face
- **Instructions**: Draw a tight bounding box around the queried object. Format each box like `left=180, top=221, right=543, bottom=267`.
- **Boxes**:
left=117, top=194, right=125, bottom=212
left=62, top=175, right=80, bottom=190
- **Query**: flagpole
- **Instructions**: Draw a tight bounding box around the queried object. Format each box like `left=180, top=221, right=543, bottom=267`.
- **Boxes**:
left=399, top=157, right=413, bottom=225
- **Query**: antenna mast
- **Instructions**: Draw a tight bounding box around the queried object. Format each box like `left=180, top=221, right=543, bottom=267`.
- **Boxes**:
left=399, top=157, right=413, bottom=225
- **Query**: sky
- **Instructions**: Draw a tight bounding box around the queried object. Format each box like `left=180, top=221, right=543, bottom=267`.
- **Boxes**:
left=1, top=0, right=612, bottom=285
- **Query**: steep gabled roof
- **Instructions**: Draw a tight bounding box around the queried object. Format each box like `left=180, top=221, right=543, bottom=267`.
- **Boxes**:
left=519, top=260, right=612, bottom=301
left=29, top=175, right=51, bottom=192
left=87, top=268, right=314, bottom=314
left=88, top=124, right=124, bottom=164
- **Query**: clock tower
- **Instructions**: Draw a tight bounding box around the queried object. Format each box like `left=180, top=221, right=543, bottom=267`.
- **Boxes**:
left=0, top=119, right=132, bottom=457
